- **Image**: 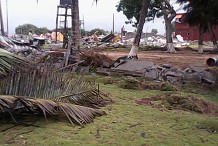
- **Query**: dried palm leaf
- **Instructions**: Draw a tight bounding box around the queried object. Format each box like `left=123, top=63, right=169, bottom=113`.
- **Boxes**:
left=0, top=68, right=109, bottom=108
left=0, top=96, right=105, bottom=126
left=0, top=66, right=111, bottom=125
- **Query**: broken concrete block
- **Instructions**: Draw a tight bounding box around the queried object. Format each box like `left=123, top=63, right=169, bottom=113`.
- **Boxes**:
left=175, top=69, right=185, bottom=74
left=161, top=64, right=172, bottom=69
left=184, top=68, right=194, bottom=73
left=144, top=69, right=158, bottom=79
left=111, top=56, right=128, bottom=68
left=96, top=67, right=111, bottom=76
left=192, top=67, right=205, bottom=73
left=165, top=70, right=183, bottom=77
left=183, top=73, right=201, bottom=83
left=199, top=71, right=216, bottom=84
left=166, top=76, right=182, bottom=83
left=102, top=61, right=111, bottom=68
left=152, top=65, right=164, bottom=70
left=111, top=60, right=154, bottom=72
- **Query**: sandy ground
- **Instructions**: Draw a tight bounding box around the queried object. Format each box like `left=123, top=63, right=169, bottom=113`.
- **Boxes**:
left=101, top=48, right=218, bottom=68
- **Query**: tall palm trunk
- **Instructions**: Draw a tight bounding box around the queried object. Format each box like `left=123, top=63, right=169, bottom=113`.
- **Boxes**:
left=198, top=24, right=204, bottom=53
left=71, top=0, right=80, bottom=62
left=128, top=0, right=149, bottom=59
left=161, top=0, right=176, bottom=53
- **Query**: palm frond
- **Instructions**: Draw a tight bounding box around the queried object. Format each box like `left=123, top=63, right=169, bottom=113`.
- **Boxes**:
left=0, top=96, right=105, bottom=126
left=0, top=68, right=108, bottom=108
left=0, top=66, right=111, bottom=125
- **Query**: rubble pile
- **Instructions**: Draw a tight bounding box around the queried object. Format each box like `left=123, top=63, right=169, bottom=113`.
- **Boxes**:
left=79, top=32, right=191, bottom=49
left=81, top=49, right=114, bottom=68
left=97, top=60, right=217, bottom=84
left=0, top=35, right=46, bottom=60
left=136, top=93, right=218, bottom=116
left=0, top=31, right=216, bottom=85
left=1, top=30, right=192, bottom=61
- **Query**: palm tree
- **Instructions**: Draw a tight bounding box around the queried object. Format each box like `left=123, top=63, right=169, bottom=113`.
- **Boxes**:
left=71, top=0, right=80, bottom=62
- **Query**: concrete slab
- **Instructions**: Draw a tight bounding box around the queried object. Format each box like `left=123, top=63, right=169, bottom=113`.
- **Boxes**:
left=111, top=60, right=154, bottom=72
left=199, top=71, right=216, bottom=84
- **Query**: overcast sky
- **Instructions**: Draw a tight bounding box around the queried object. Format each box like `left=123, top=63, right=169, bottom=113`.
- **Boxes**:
left=1, top=0, right=181, bottom=35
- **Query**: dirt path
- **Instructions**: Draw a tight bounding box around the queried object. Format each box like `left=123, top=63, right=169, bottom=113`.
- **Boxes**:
left=101, top=49, right=218, bottom=68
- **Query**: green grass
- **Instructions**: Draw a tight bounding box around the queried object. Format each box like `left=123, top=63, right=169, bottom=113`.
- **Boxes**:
left=0, top=78, right=218, bottom=146
left=188, top=44, right=198, bottom=49
left=100, top=47, right=130, bottom=52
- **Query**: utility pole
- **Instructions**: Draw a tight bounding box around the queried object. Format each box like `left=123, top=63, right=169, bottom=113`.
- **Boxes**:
left=0, top=0, right=5, bottom=36
left=112, top=13, right=114, bottom=34
left=83, top=15, right=86, bottom=36
left=6, top=0, right=8, bottom=35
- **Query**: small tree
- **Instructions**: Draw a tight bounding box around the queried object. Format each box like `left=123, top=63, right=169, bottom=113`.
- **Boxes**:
left=117, top=0, right=142, bottom=27
left=88, top=28, right=108, bottom=36
left=35, top=27, right=49, bottom=35
left=80, top=29, right=88, bottom=37
left=15, top=24, right=49, bottom=35
left=15, top=24, right=38, bottom=35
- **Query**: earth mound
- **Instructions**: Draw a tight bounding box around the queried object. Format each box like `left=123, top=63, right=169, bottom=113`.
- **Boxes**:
left=136, top=93, right=218, bottom=116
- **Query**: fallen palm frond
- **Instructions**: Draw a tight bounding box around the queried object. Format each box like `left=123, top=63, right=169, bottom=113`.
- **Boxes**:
left=0, top=68, right=109, bottom=108
left=0, top=96, right=105, bottom=126
left=0, top=67, right=111, bottom=125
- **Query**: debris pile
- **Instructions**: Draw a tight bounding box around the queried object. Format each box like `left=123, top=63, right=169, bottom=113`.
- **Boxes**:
left=79, top=32, right=190, bottom=49
left=0, top=35, right=44, bottom=60
left=81, top=49, right=114, bottom=68
left=136, top=93, right=218, bottom=116
left=0, top=31, right=215, bottom=85
left=97, top=59, right=217, bottom=84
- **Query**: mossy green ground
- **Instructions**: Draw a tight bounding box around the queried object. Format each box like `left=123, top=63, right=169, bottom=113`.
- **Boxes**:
left=0, top=76, right=218, bottom=146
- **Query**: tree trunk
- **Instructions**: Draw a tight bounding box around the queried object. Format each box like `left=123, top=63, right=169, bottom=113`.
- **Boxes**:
left=128, top=0, right=149, bottom=59
left=208, top=23, right=218, bottom=49
left=71, top=0, right=80, bottom=62
left=198, top=25, right=204, bottom=53
left=161, top=0, right=176, bottom=53
left=165, top=19, right=175, bottom=53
